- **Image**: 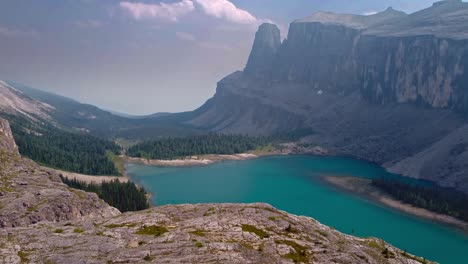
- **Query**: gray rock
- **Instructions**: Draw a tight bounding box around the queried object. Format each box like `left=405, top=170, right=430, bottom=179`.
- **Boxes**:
left=0, top=121, right=120, bottom=228
left=0, top=203, right=430, bottom=264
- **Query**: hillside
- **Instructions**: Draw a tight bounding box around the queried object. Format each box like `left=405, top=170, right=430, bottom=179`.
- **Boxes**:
left=183, top=1, right=468, bottom=194
left=0, top=118, right=429, bottom=263
left=9, top=81, right=203, bottom=140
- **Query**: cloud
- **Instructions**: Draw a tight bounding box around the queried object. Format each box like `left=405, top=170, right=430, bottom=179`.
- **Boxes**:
left=194, top=0, right=258, bottom=24
left=176, top=31, right=196, bottom=41
left=120, top=0, right=195, bottom=21
left=74, top=19, right=104, bottom=28
left=363, top=11, right=378, bottom=16
left=0, top=25, right=39, bottom=38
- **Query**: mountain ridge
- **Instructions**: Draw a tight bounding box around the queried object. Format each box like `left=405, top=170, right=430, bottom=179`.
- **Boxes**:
left=184, top=2, right=468, bottom=194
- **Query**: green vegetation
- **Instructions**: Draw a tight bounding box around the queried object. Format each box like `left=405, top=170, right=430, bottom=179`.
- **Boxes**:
left=189, top=229, right=206, bottom=237
left=135, top=225, right=168, bottom=236
left=104, top=223, right=138, bottom=229
left=241, top=224, right=269, bottom=239
left=143, top=254, right=154, bottom=261
left=54, top=229, right=64, bottom=234
left=18, top=250, right=30, bottom=263
left=127, top=134, right=270, bottom=160
left=60, top=176, right=149, bottom=212
left=106, top=151, right=125, bottom=175
left=4, top=114, right=121, bottom=175
left=382, top=248, right=395, bottom=259
left=275, top=240, right=309, bottom=263
left=372, top=178, right=468, bottom=221
left=194, top=241, right=203, bottom=248
left=73, top=228, right=84, bottom=234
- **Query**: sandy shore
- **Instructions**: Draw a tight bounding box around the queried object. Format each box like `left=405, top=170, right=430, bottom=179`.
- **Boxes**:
left=42, top=167, right=129, bottom=184
left=125, top=153, right=259, bottom=167
left=322, top=176, right=468, bottom=231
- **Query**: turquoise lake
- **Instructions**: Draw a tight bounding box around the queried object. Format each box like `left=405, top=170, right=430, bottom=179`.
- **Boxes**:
left=126, top=155, right=468, bottom=264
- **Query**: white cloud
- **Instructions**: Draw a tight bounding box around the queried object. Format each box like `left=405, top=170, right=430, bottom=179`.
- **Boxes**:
left=194, top=0, right=258, bottom=24
left=0, top=25, right=39, bottom=38
left=363, top=11, right=378, bottom=16
left=120, top=0, right=195, bottom=21
left=176, top=31, right=196, bottom=41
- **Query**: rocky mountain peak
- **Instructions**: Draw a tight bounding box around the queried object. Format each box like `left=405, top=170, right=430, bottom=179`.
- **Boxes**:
left=0, top=118, right=19, bottom=156
left=433, top=0, right=463, bottom=7
left=244, top=23, right=281, bottom=78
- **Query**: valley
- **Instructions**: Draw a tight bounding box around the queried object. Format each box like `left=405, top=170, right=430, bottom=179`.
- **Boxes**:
left=2, top=0, right=468, bottom=263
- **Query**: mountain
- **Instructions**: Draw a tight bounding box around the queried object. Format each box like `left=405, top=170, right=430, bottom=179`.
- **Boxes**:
left=6, top=81, right=202, bottom=139
left=184, top=1, right=468, bottom=194
left=0, top=81, right=53, bottom=122
left=0, top=118, right=428, bottom=263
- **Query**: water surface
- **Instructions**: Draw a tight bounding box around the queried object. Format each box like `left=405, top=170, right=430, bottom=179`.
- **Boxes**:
left=127, top=155, right=468, bottom=264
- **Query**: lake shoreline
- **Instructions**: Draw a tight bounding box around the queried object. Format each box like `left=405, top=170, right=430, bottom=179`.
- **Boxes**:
left=322, top=176, right=468, bottom=232
left=123, top=143, right=328, bottom=167
left=42, top=166, right=129, bottom=184
left=124, top=153, right=261, bottom=167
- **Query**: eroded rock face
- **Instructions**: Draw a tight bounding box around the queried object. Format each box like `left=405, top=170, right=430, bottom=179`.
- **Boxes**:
left=0, top=203, right=429, bottom=264
left=0, top=119, right=120, bottom=227
left=0, top=118, right=19, bottom=156
left=245, top=23, right=282, bottom=79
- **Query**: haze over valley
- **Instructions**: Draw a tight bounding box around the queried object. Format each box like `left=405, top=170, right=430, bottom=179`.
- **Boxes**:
left=1, top=1, right=468, bottom=263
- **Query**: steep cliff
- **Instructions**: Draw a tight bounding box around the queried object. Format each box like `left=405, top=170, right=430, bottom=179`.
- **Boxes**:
left=0, top=118, right=19, bottom=156
left=245, top=23, right=282, bottom=79
left=186, top=2, right=468, bottom=193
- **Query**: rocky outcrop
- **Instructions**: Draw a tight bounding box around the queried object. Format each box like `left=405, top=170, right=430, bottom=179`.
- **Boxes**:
left=0, top=119, right=119, bottom=227
left=0, top=203, right=429, bottom=264
left=0, top=118, right=19, bottom=155
left=245, top=23, right=282, bottom=79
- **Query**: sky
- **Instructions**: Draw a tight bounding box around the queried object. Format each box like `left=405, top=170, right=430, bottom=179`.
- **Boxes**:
left=0, top=0, right=439, bottom=115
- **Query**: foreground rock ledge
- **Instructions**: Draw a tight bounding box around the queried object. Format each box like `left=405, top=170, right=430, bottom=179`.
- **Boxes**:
left=0, top=203, right=431, bottom=264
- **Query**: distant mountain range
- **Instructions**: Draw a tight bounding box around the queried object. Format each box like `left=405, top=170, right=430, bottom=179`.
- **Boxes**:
left=0, top=81, right=201, bottom=140
left=1, top=0, right=468, bottom=193
left=183, top=0, right=468, bottom=194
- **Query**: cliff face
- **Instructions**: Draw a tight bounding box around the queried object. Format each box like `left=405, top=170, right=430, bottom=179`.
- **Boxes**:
left=244, top=2, right=468, bottom=115
left=186, top=2, right=468, bottom=193
left=358, top=35, right=468, bottom=113
left=0, top=118, right=19, bottom=156
left=245, top=23, right=282, bottom=79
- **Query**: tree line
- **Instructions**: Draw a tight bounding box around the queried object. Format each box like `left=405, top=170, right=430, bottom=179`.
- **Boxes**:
left=60, top=175, right=149, bottom=212
left=7, top=114, right=121, bottom=175
left=127, top=133, right=271, bottom=160
left=372, top=178, right=468, bottom=222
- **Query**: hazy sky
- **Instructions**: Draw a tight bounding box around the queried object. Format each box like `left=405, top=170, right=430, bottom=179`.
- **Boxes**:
left=0, top=0, right=438, bottom=115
